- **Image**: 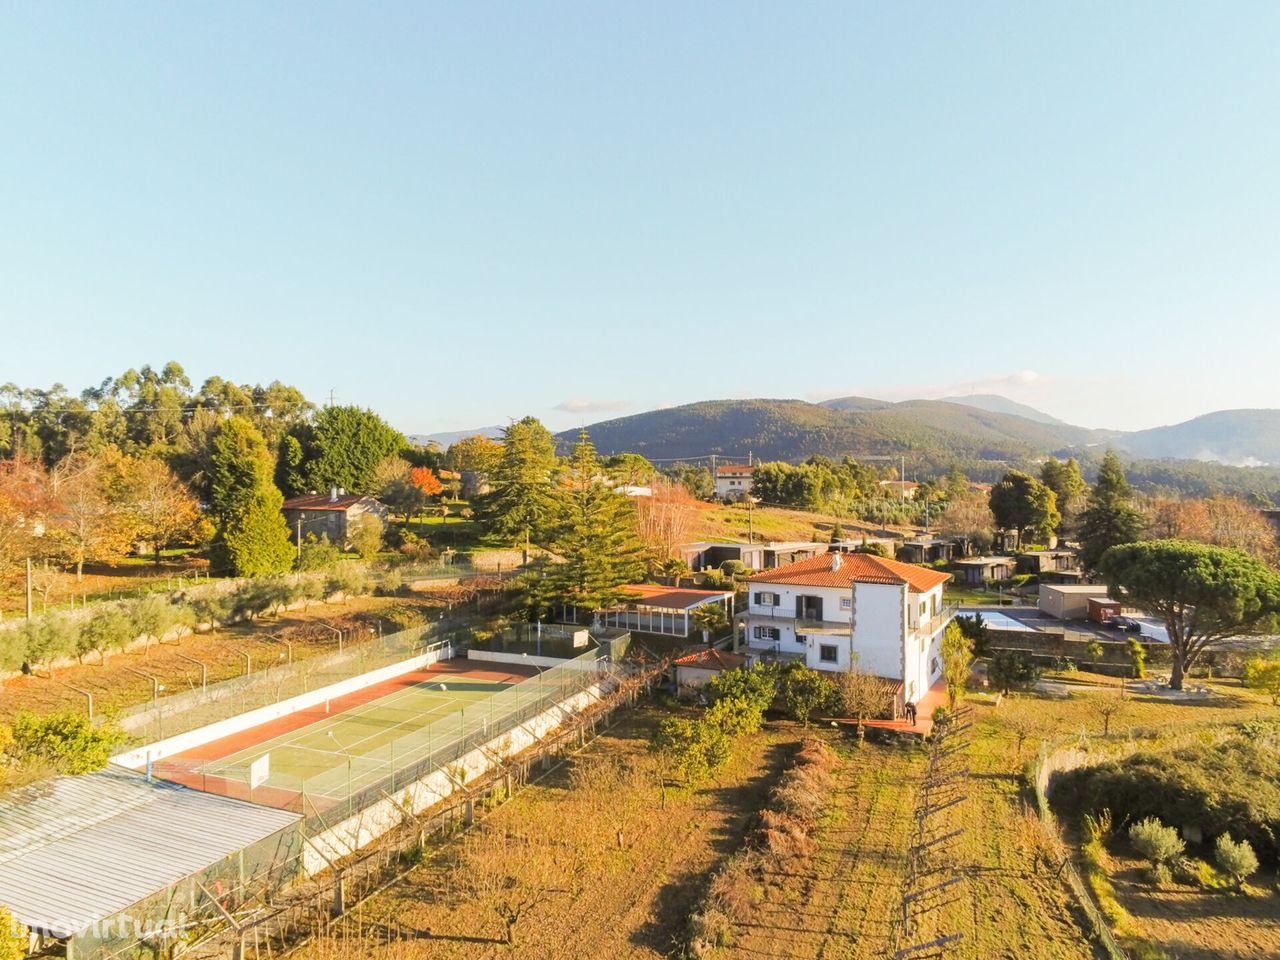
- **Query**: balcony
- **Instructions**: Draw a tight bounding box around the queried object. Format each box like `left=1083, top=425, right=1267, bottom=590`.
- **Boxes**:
left=912, top=604, right=958, bottom=638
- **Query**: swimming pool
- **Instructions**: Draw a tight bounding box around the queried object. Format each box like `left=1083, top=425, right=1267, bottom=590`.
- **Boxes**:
left=956, top=610, right=1037, bottom=632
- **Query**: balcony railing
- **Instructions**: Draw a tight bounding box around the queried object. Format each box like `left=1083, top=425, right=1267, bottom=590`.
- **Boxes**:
left=912, top=603, right=959, bottom=637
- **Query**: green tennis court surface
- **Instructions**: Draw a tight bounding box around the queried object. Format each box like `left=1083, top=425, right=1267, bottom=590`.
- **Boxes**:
left=201, top=673, right=517, bottom=801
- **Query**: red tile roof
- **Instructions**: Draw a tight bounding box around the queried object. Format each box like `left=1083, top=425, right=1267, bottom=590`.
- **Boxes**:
left=673, top=648, right=748, bottom=671
left=747, top=551, right=951, bottom=593
left=715, top=465, right=754, bottom=476
left=282, top=493, right=372, bottom=512
left=617, top=584, right=734, bottom=610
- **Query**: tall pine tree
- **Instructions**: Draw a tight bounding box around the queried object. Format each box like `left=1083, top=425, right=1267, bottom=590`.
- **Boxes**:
left=527, top=432, right=648, bottom=618
left=483, top=417, right=561, bottom=546
left=1078, top=450, right=1145, bottom=571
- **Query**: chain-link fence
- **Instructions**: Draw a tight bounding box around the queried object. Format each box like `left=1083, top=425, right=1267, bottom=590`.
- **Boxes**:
left=118, top=619, right=470, bottom=744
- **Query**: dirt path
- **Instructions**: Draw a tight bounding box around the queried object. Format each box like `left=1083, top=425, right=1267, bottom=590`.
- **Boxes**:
left=295, top=708, right=803, bottom=960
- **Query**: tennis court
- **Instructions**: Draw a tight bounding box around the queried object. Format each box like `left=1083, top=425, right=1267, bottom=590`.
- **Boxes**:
left=153, top=656, right=576, bottom=814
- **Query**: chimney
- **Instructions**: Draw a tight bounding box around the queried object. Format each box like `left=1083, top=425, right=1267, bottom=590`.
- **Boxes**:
left=831, top=553, right=841, bottom=571
left=330, top=486, right=338, bottom=503
left=338, top=487, right=345, bottom=497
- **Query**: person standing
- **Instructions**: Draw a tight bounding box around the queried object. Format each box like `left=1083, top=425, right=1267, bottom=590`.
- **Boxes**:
left=904, top=700, right=917, bottom=725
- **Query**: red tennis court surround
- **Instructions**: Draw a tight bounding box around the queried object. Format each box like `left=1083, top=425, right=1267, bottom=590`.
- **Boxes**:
left=153, top=657, right=537, bottom=810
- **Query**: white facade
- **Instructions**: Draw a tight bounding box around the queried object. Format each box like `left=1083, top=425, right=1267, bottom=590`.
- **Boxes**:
left=743, top=577, right=950, bottom=706
left=714, top=467, right=754, bottom=500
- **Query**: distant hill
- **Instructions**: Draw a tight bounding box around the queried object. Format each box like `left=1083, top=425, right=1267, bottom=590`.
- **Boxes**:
left=937, top=393, right=1066, bottom=426
left=557, top=397, right=1106, bottom=474
left=1117, top=410, right=1280, bottom=467
left=409, top=426, right=503, bottom=447
left=554, top=397, right=1280, bottom=500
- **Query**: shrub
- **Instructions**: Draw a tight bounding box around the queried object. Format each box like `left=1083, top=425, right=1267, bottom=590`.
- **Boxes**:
left=987, top=649, right=1041, bottom=694
left=705, top=695, right=764, bottom=737
left=79, top=607, right=133, bottom=662
left=1127, top=638, right=1147, bottom=679
left=688, top=906, right=733, bottom=957
left=652, top=717, right=731, bottom=783
left=348, top=513, right=386, bottom=561
left=777, top=663, right=835, bottom=725
left=1214, top=833, right=1259, bottom=890
left=379, top=569, right=405, bottom=596
left=132, top=594, right=177, bottom=642
left=706, top=851, right=760, bottom=922
left=9, top=712, right=125, bottom=774
left=1128, top=817, right=1184, bottom=869
left=719, top=559, right=747, bottom=577
left=0, top=906, right=28, bottom=960
left=1051, top=733, right=1280, bottom=865
left=707, top=664, right=778, bottom=717
left=297, top=534, right=341, bottom=572
left=327, top=563, right=369, bottom=599
left=1244, top=655, right=1280, bottom=705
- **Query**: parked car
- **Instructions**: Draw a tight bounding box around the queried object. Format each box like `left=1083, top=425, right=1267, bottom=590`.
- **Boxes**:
left=1105, top=615, right=1142, bottom=633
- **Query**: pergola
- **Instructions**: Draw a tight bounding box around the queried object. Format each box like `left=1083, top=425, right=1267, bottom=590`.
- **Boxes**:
left=598, top=584, right=735, bottom=638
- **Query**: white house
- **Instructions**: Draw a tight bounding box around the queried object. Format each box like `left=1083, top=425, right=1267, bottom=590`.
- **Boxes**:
left=714, top=464, right=754, bottom=500
left=741, top=551, right=953, bottom=710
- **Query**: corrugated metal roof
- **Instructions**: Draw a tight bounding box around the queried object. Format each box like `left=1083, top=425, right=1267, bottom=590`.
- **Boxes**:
left=0, top=766, right=299, bottom=938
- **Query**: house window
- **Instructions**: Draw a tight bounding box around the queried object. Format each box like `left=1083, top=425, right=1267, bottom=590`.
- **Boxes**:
left=754, top=591, right=778, bottom=607
left=753, top=626, right=780, bottom=642
left=930, top=657, right=940, bottom=676
left=839, top=597, right=852, bottom=610
left=819, top=644, right=839, bottom=664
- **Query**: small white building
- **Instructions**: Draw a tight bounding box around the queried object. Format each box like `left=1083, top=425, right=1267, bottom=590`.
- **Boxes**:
left=673, top=648, right=748, bottom=690
left=714, top=464, right=754, bottom=500
left=742, top=551, right=952, bottom=709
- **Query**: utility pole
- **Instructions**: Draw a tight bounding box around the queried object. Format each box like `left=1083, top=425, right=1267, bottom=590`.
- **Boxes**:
left=25, top=557, right=32, bottom=620
left=296, top=517, right=303, bottom=564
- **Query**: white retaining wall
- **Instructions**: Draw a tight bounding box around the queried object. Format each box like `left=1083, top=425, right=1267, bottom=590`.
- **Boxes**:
left=302, top=682, right=609, bottom=874
left=111, top=641, right=453, bottom=769
left=466, top=648, right=577, bottom=670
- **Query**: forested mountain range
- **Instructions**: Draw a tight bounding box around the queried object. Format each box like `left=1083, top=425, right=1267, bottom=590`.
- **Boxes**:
left=556, top=397, right=1280, bottom=502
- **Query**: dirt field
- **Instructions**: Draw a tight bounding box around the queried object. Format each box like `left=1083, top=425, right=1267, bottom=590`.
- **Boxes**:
left=0, top=594, right=419, bottom=722
left=688, top=501, right=915, bottom=545
left=1106, top=854, right=1280, bottom=960
left=294, top=707, right=805, bottom=960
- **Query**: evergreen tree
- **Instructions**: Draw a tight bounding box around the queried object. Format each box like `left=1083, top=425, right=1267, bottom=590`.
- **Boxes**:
left=208, top=416, right=293, bottom=576
left=303, top=405, right=405, bottom=495
left=275, top=433, right=308, bottom=497
left=483, top=416, right=561, bottom=545
left=223, top=487, right=295, bottom=576
left=989, top=470, right=1060, bottom=545
left=1079, top=451, right=1145, bottom=571
left=1040, top=457, right=1087, bottom=529
left=209, top=416, right=274, bottom=526
left=533, top=432, right=648, bottom=616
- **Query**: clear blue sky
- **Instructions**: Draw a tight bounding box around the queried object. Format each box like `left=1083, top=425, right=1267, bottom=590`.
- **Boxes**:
left=2, top=2, right=1277, bottom=435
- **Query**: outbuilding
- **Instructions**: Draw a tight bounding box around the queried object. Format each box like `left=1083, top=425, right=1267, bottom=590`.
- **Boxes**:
left=1039, top=584, right=1113, bottom=620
